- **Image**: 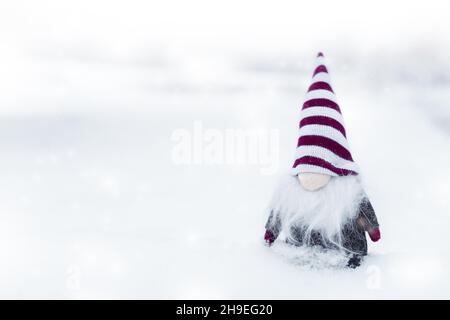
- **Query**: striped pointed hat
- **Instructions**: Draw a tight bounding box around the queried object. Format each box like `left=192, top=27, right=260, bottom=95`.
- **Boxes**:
left=292, top=52, right=359, bottom=176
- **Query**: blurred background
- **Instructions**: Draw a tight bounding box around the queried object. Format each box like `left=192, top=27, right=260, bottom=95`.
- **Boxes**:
left=1, top=0, right=450, bottom=298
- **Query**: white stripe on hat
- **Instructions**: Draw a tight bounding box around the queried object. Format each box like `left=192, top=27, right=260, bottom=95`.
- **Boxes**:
left=304, top=89, right=338, bottom=103
left=291, top=164, right=336, bottom=176
left=295, top=145, right=359, bottom=172
left=314, top=56, right=326, bottom=68
left=311, top=72, right=332, bottom=84
left=299, top=107, right=345, bottom=124
left=298, top=124, right=349, bottom=149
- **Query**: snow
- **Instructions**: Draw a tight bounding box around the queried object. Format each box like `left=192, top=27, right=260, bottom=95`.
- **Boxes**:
left=1, top=0, right=450, bottom=299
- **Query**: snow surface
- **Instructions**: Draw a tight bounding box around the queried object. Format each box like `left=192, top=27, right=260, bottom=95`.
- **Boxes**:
left=1, top=0, right=450, bottom=299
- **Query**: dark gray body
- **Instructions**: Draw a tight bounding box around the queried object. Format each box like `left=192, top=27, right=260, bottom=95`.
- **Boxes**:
left=265, top=198, right=379, bottom=256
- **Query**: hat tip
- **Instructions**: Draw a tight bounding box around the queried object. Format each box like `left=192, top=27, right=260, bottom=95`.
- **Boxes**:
left=317, top=52, right=324, bottom=57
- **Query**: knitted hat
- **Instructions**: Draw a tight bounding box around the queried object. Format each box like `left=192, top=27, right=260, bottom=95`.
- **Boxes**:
left=292, top=52, right=359, bottom=176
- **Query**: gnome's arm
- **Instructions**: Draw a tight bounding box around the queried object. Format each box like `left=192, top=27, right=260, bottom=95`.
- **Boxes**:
left=264, top=211, right=282, bottom=245
left=356, top=198, right=381, bottom=242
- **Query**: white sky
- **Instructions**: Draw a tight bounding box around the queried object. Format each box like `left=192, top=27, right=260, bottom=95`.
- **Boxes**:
left=1, top=0, right=449, bottom=52
left=0, top=0, right=449, bottom=115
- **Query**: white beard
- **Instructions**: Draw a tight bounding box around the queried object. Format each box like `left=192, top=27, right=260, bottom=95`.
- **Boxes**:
left=268, top=174, right=365, bottom=245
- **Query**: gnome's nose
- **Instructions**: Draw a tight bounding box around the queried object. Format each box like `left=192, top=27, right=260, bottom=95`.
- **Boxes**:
left=317, top=52, right=324, bottom=57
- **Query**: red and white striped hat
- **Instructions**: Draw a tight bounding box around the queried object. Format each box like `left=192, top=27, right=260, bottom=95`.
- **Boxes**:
left=292, top=52, right=359, bottom=176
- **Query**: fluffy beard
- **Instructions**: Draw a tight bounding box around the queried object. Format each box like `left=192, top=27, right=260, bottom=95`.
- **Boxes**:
left=268, top=174, right=365, bottom=247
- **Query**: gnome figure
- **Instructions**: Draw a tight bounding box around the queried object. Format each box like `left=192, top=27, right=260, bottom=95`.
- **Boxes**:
left=264, top=53, right=380, bottom=268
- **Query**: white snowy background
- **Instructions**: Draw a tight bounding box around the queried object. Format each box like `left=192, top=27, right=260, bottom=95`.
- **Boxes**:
left=1, top=0, right=450, bottom=298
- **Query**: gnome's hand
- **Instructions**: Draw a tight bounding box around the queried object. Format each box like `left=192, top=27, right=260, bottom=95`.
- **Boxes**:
left=264, top=229, right=276, bottom=246
left=368, top=227, right=381, bottom=242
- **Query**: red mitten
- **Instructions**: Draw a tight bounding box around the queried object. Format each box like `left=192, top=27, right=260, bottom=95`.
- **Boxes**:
left=264, top=229, right=276, bottom=245
left=368, top=227, right=381, bottom=242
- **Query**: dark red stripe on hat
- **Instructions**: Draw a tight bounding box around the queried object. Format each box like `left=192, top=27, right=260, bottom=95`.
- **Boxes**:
left=299, top=116, right=347, bottom=137
left=308, top=81, right=334, bottom=93
left=297, top=135, right=354, bottom=161
left=313, top=65, right=328, bottom=76
left=317, top=52, right=324, bottom=57
left=302, top=98, right=341, bottom=113
left=293, top=156, right=357, bottom=176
